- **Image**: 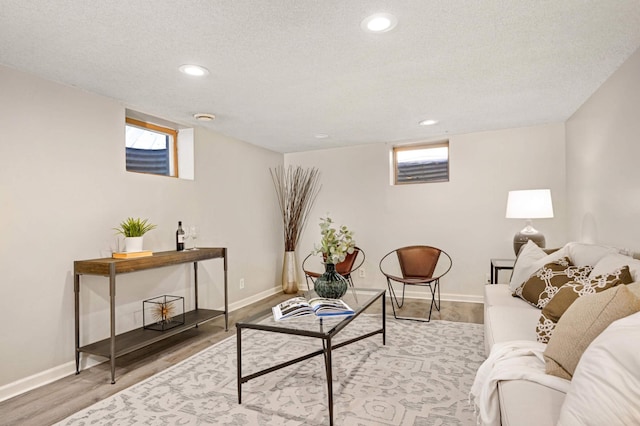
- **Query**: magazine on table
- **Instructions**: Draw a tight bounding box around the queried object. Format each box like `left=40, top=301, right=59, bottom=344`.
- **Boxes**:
left=272, top=296, right=355, bottom=321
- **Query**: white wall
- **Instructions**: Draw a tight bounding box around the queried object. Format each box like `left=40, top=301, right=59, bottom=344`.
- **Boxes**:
left=286, top=123, right=568, bottom=301
left=566, top=47, right=640, bottom=251
left=0, top=64, right=283, bottom=397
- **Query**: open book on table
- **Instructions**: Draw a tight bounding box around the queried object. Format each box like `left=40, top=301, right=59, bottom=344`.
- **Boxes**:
left=272, top=296, right=355, bottom=321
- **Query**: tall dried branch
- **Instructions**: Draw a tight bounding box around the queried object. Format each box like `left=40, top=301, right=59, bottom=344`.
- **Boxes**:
left=270, top=165, right=321, bottom=251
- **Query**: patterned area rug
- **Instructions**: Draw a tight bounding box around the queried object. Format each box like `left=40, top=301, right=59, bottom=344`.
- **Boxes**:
left=58, top=315, right=484, bottom=425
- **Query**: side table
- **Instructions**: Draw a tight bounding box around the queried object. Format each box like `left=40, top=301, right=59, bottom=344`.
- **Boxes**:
left=490, top=258, right=515, bottom=284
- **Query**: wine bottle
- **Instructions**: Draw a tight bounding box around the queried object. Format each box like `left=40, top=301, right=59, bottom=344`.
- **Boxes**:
left=176, top=221, right=185, bottom=251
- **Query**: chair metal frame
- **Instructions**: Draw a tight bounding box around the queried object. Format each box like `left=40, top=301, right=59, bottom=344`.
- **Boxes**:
left=302, top=246, right=365, bottom=291
left=379, top=245, right=452, bottom=322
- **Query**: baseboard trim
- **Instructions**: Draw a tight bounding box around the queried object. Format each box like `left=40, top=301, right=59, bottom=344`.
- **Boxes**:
left=0, top=358, right=103, bottom=403
left=225, top=286, right=282, bottom=312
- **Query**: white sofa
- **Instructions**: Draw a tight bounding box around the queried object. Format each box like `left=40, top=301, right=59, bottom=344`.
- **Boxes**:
left=484, top=284, right=567, bottom=425
left=482, top=242, right=640, bottom=426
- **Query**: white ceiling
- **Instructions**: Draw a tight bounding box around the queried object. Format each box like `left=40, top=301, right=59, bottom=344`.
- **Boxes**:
left=2, top=1, right=640, bottom=153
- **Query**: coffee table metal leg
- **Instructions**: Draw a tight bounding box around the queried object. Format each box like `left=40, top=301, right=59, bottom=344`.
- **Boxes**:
left=325, top=336, right=334, bottom=426
left=237, top=326, right=242, bottom=404
left=382, top=292, right=386, bottom=345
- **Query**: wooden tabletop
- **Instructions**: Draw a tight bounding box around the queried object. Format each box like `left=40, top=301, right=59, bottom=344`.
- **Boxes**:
left=74, top=248, right=226, bottom=275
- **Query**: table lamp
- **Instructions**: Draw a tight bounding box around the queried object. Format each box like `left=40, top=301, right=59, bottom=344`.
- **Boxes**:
left=506, top=189, right=554, bottom=255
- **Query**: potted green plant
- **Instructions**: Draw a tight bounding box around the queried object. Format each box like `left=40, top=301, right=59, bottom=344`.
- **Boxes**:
left=114, top=217, right=157, bottom=252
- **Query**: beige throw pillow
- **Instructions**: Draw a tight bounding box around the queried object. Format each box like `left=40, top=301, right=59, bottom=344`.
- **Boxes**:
left=536, top=265, right=633, bottom=343
left=544, top=285, right=640, bottom=380
left=513, top=257, right=591, bottom=308
left=627, top=281, right=640, bottom=297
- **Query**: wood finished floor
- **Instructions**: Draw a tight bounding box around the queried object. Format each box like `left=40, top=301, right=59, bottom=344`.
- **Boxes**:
left=1, top=292, right=483, bottom=426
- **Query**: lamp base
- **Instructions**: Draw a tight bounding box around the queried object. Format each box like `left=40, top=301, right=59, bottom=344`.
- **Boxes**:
left=513, top=229, right=546, bottom=255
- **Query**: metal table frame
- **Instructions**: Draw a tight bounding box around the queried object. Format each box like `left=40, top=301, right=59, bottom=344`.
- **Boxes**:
left=74, top=248, right=228, bottom=384
left=236, top=289, right=385, bottom=426
left=490, top=258, right=515, bottom=284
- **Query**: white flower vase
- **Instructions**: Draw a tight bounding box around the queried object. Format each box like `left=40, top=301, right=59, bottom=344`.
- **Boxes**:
left=124, top=236, right=144, bottom=253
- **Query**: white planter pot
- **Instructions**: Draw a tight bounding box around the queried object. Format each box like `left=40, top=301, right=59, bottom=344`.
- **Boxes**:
left=124, top=236, right=144, bottom=252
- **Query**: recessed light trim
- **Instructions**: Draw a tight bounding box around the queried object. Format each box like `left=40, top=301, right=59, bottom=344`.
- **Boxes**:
left=179, top=64, right=210, bottom=77
left=419, top=119, right=438, bottom=126
left=361, top=13, right=398, bottom=33
left=314, top=133, right=330, bottom=139
left=194, top=113, right=216, bottom=121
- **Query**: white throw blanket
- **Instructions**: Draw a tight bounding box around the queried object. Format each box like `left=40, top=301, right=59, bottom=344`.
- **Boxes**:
left=469, top=340, right=571, bottom=426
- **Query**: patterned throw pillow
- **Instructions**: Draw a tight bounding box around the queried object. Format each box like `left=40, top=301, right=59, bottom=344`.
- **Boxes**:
left=513, top=257, right=592, bottom=308
left=536, top=265, right=633, bottom=343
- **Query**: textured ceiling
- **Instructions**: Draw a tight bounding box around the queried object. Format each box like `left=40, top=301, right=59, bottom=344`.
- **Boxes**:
left=1, top=1, right=640, bottom=153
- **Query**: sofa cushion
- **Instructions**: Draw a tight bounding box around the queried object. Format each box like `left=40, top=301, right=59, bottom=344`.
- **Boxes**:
left=628, top=281, right=640, bottom=297
left=484, top=305, right=541, bottom=355
left=513, top=257, right=592, bottom=308
left=557, top=311, right=640, bottom=425
left=484, top=284, right=529, bottom=309
left=498, top=380, right=566, bottom=426
left=509, top=241, right=568, bottom=292
left=544, top=285, right=640, bottom=380
left=565, top=242, right=618, bottom=267
left=536, top=266, right=633, bottom=343
left=590, top=252, right=640, bottom=282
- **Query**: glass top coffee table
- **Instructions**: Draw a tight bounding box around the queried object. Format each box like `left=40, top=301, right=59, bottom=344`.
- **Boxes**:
left=236, top=288, right=386, bottom=426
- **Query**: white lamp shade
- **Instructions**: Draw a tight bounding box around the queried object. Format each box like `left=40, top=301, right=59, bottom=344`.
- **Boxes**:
left=506, top=189, right=554, bottom=219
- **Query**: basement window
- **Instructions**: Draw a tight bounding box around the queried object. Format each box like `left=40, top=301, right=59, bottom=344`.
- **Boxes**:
left=393, top=141, right=449, bottom=185
left=125, top=117, right=178, bottom=177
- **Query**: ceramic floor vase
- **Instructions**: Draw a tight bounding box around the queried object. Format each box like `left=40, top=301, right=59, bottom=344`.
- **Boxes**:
left=314, top=263, right=348, bottom=299
left=282, top=251, right=299, bottom=294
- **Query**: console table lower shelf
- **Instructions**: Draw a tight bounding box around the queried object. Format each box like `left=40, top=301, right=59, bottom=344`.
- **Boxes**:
left=78, top=309, right=224, bottom=358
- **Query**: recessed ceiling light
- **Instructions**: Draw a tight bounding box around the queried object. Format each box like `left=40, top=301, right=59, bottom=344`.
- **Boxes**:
left=419, top=119, right=438, bottom=126
left=314, top=133, right=330, bottom=139
left=193, top=113, right=216, bottom=121
left=179, top=64, right=210, bottom=77
left=361, top=13, right=398, bottom=33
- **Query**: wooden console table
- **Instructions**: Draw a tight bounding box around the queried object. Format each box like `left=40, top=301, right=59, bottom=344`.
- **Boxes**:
left=74, top=248, right=228, bottom=383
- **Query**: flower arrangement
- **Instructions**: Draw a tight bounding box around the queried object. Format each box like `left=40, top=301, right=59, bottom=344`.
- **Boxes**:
left=313, top=216, right=355, bottom=264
